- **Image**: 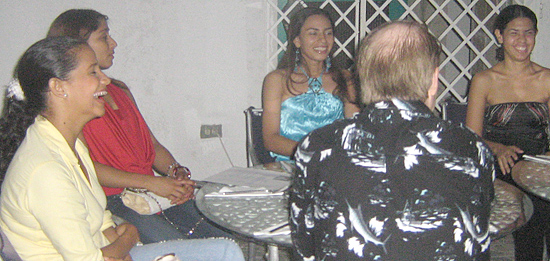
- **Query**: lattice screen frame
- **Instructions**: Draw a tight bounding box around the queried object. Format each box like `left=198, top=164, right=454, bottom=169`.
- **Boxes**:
left=266, top=0, right=517, bottom=111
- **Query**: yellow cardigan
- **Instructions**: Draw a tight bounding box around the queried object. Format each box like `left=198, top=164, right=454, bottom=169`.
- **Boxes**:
left=0, top=116, right=115, bottom=260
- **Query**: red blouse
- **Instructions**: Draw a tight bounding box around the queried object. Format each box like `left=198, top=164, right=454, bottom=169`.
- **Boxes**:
left=83, top=83, right=155, bottom=196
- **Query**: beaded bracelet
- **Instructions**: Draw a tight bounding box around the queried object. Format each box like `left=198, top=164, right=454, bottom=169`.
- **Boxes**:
left=167, top=162, right=191, bottom=179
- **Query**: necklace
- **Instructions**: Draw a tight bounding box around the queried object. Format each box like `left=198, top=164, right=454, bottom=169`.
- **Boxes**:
left=299, top=66, right=325, bottom=95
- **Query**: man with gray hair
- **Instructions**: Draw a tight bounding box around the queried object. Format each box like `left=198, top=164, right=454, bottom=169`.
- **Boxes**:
left=289, top=21, right=494, bottom=260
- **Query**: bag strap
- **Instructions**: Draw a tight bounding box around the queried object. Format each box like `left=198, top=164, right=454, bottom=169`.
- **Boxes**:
left=124, top=188, right=203, bottom=236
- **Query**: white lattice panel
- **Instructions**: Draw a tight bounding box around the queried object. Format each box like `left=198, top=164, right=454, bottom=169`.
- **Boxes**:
left=267, top=0, right=510, bottom=111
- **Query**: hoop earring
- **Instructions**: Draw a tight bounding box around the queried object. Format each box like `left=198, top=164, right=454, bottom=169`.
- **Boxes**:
left=295, top=49, right=300, bottom=68
left=325, top=56, right=331, bottom=72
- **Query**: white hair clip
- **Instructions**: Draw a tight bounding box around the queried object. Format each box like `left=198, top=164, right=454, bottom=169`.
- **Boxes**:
left=6, top=79, right=25, bottom=101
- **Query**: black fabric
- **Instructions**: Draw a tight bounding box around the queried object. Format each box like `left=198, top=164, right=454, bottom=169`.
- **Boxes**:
left=245, top=107, right=275, bottom=166
left=290, top=99, right=495, bottom=260
left=483, top=102, right=550, bottom=260
left=484, top=102, right=549, bottom=155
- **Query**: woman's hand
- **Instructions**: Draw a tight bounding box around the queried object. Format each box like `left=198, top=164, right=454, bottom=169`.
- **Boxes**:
left=101, top=223, right=139, bottom=260
left=147, top=176, right=194, bottom=205
left=110, top=224, right=138, bottom=260
left=492, top=143, right=524, bottom=174
left=173, top=167, right=196, bottom=200
left=167, top=178, right=196, bottom=205
left=115, top=223, right=140, bottom=245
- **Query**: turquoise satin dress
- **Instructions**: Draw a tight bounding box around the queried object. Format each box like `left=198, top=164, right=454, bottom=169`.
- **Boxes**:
left=272, top=75, right=344, bottom=161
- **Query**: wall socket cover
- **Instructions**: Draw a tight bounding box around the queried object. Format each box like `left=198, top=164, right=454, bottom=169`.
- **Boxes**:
left=200, top=124, right=222, bottom=138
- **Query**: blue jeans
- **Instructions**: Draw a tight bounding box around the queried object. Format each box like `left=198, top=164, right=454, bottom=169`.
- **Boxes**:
left=130, top=238, right=244, bottom=261
left=107, top=195, right=232, bottom=244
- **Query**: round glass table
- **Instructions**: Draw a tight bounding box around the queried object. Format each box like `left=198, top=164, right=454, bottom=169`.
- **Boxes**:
left=196, top=163, right=529, bottom=259
left=512, top=159, right=550, bottom=200
left=195, top=183, right=291, bottom=247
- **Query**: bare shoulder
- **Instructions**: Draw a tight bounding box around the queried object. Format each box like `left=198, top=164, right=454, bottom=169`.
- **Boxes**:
left=533, top=65, right=550, bottom=97
left=470, top=68, right=498, bottom=92
left=263, top=69, right=288, bottom=90
left=532, top=63, right=550, bottom=79
left=473, top=67, right=499, bottom=82
left=264, top=69, right=287, bottom=83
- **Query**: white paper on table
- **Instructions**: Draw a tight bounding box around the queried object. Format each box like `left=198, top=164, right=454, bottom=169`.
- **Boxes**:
left=203, top=167, right=291, bottom=192
left=524, top=155, right=550, bottom=165
left=204, top=185, right=285, bottom=197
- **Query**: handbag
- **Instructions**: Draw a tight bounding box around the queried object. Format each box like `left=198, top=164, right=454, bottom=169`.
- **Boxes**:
left=120, top=188, right=175, bottom=215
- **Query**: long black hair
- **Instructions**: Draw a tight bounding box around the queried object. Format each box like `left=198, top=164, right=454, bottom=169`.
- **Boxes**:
left=0, top=36, right=88, bottom=179
left=277, top=7, right=352, bottom=103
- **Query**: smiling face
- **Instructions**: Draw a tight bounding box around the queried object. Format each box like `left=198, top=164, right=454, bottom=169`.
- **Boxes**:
left=293, top=14, right=334, bottom=66
left=495, top=17, right=537, bottom=62
left=63, top=46, right=110, bottom=121
left=87, top=19, right=117, bottom=70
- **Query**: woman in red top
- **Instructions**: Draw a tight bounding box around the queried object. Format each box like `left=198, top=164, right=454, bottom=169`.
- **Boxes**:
left=47, top=9, right=231, bottom=243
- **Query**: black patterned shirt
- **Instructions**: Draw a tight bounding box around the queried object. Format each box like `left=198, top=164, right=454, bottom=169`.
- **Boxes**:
left=289, top=99, right=495, bottom=260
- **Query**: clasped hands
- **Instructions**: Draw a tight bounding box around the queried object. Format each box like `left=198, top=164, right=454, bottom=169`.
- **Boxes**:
left=148, top=169, right=196, bottom=205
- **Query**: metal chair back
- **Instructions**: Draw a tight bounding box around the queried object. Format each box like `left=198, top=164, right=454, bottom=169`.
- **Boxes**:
left=244, top=107, right=275, bottom=167
left=441, top=102, right=469, bottom=124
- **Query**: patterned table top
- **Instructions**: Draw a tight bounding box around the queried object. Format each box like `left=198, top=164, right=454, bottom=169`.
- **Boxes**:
left=196, top=164, right=527, bottom=246
left=513, top=160, right=550, bottom=200
left=489, top=179, right=529, bottom=239
left=196, top=183, right=291, bottom=246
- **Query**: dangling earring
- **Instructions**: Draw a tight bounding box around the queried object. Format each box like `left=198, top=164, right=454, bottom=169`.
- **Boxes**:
left=295, top=49, right=300, bottom=69
left=325, top=56, right=331, bottom=72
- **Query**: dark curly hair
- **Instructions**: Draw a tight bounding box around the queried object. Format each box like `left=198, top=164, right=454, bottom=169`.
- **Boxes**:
left=0, top=36, right=88, bottom=179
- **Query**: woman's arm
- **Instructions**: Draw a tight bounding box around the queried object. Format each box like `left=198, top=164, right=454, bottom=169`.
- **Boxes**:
left=465, top=74, right=489, bottom=136
left=150, top=134, right=195, bottom=203
left=118, top=84, right=195, bottom=202
left=98, top=162, right=190, bottom=201
left=342, top=70, right=360, bottom=118
left=101, top=223, right=140, bottom=260
left=466, top=73, right=522, bottom=174
left=78, top=132, right=190, bottom=202
left=28, top=163, right=131, bottom=260
left=262, top=71, right=299, bottom=157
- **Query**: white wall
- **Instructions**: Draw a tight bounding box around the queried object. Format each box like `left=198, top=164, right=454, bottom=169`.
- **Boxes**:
left=523, top=0, right=550, bottom=67
left=0, top=0, right=266, bottom=180
left=2, top=1, right=550, bottom=180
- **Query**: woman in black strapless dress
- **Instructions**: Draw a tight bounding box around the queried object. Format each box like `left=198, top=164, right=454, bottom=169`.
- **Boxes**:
left=466, top=5, right=550, bottom=261
left=483, top=102, right=549, bottom=181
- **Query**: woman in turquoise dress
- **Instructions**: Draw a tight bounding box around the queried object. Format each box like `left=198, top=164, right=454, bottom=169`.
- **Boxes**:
left=466, top=5, right=550, bottom=260
left=262, top=7, right=359, bottom=161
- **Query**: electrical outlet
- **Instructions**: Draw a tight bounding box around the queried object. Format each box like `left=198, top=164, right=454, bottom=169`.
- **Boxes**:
left=200, top=124, right=222, bottom=139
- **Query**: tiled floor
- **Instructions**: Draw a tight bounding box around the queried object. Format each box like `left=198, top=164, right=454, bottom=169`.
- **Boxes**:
left=238, top=234, right=515, bottom=261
